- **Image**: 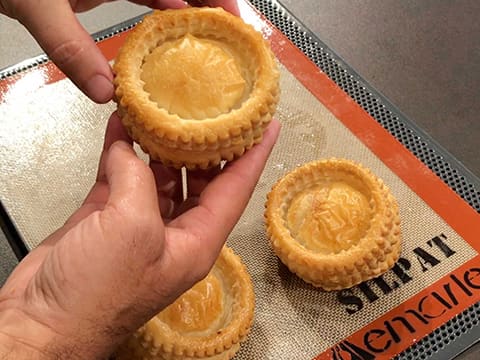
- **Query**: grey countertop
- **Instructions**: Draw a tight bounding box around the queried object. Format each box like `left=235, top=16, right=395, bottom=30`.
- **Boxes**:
left=1, top=0, right=479, bottom=358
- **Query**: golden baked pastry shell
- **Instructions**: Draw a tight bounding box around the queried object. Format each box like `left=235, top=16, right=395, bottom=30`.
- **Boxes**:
left=113, top=8, right=280, bottom=169
left=114, top=247, right=255, bottom=359
left=265, top=158, right=402, bottom=291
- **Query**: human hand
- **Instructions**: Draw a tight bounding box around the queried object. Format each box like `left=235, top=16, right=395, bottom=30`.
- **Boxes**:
left=0, top=112, right=279, bottom=359
left=0, top=0, right=239, bottom=103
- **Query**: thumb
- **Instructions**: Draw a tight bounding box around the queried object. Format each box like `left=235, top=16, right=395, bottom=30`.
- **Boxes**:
left=14, top=0, right=113, bottom=103
left=105, top=141, right=161, bottom=218
left=103, top=141, right=166, bottom=273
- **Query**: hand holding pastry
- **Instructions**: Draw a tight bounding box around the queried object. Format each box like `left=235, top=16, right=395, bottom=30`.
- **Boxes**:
left=0, top=0, right=239, bottom=103
left=0, top=112, right=279, bottom=359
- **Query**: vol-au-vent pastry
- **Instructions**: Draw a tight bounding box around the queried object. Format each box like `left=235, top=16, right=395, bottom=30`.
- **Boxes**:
left=114, top=247, right=255, bottom=360
left=113, top=7, right=280, bottom=169
left=264, top=158, right=402, bottom=291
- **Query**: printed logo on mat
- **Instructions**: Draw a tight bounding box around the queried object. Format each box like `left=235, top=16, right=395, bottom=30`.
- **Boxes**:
left=316, top=233, right=480, bottom=360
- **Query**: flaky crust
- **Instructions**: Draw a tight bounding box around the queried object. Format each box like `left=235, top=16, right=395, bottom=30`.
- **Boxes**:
left=264, top=158, right=402, bottom=291
left=114, top=247, right=255, bottom=359
left=113, top=8, right=279, bottom=169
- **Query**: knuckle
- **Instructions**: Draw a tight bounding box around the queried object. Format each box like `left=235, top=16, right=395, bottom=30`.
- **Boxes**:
left=128, top=208, right=159, bottom=236
left=48, top=39, right=86, bottom=68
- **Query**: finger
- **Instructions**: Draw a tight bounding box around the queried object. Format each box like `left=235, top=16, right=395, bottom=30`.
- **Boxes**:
left=149, top=161, right=183, bottom=201
left=105, top=141, right=160, bottom=217
left=172, top=165, right=222, bottom=219
left=128, top=0, right=188, bottom=9
left=172, top=120, right=280, bottom=254
left=185, top=0, right=239, bottom=14
left=149, top=160, right=183, bottom=218
left=11, top=0, right=113, bottom=103
left=96, top=112, right=132, bottom=183
left=186, top=0, right=204, bottom=6
left=102, top=141, right=166, bottom=273
left=204, top=0, right=239, bottom=15
left=79, top=112, right=131, bottom=215
left=186, top=166, right=222, bottom=198
left=69, top=0, right=106, bottom=12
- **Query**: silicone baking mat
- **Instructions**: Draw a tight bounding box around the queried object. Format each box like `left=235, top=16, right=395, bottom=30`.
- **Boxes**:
left=1, top=1, right=479, bottom=359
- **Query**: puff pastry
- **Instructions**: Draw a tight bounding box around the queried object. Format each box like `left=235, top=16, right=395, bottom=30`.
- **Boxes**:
left=264, top=158, right=401, bottom=290
left=113, top=8, right=279, bottom=169
left=114, top=247, right=255, bottom=359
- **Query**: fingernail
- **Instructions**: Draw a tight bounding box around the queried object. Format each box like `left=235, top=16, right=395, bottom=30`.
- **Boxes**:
left=85, top=74, right=114, bottom=103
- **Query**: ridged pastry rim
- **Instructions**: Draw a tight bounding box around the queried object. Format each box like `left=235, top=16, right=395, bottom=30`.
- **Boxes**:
left=121, top=246, right=255, bottom=359
left=264, top=158, right=402, bottom=290
left=113, top=7, right=279, bottom=148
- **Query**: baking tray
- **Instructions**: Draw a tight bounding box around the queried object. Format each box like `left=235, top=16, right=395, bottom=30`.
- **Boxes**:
left=0, top=1, right=479, bottom=359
